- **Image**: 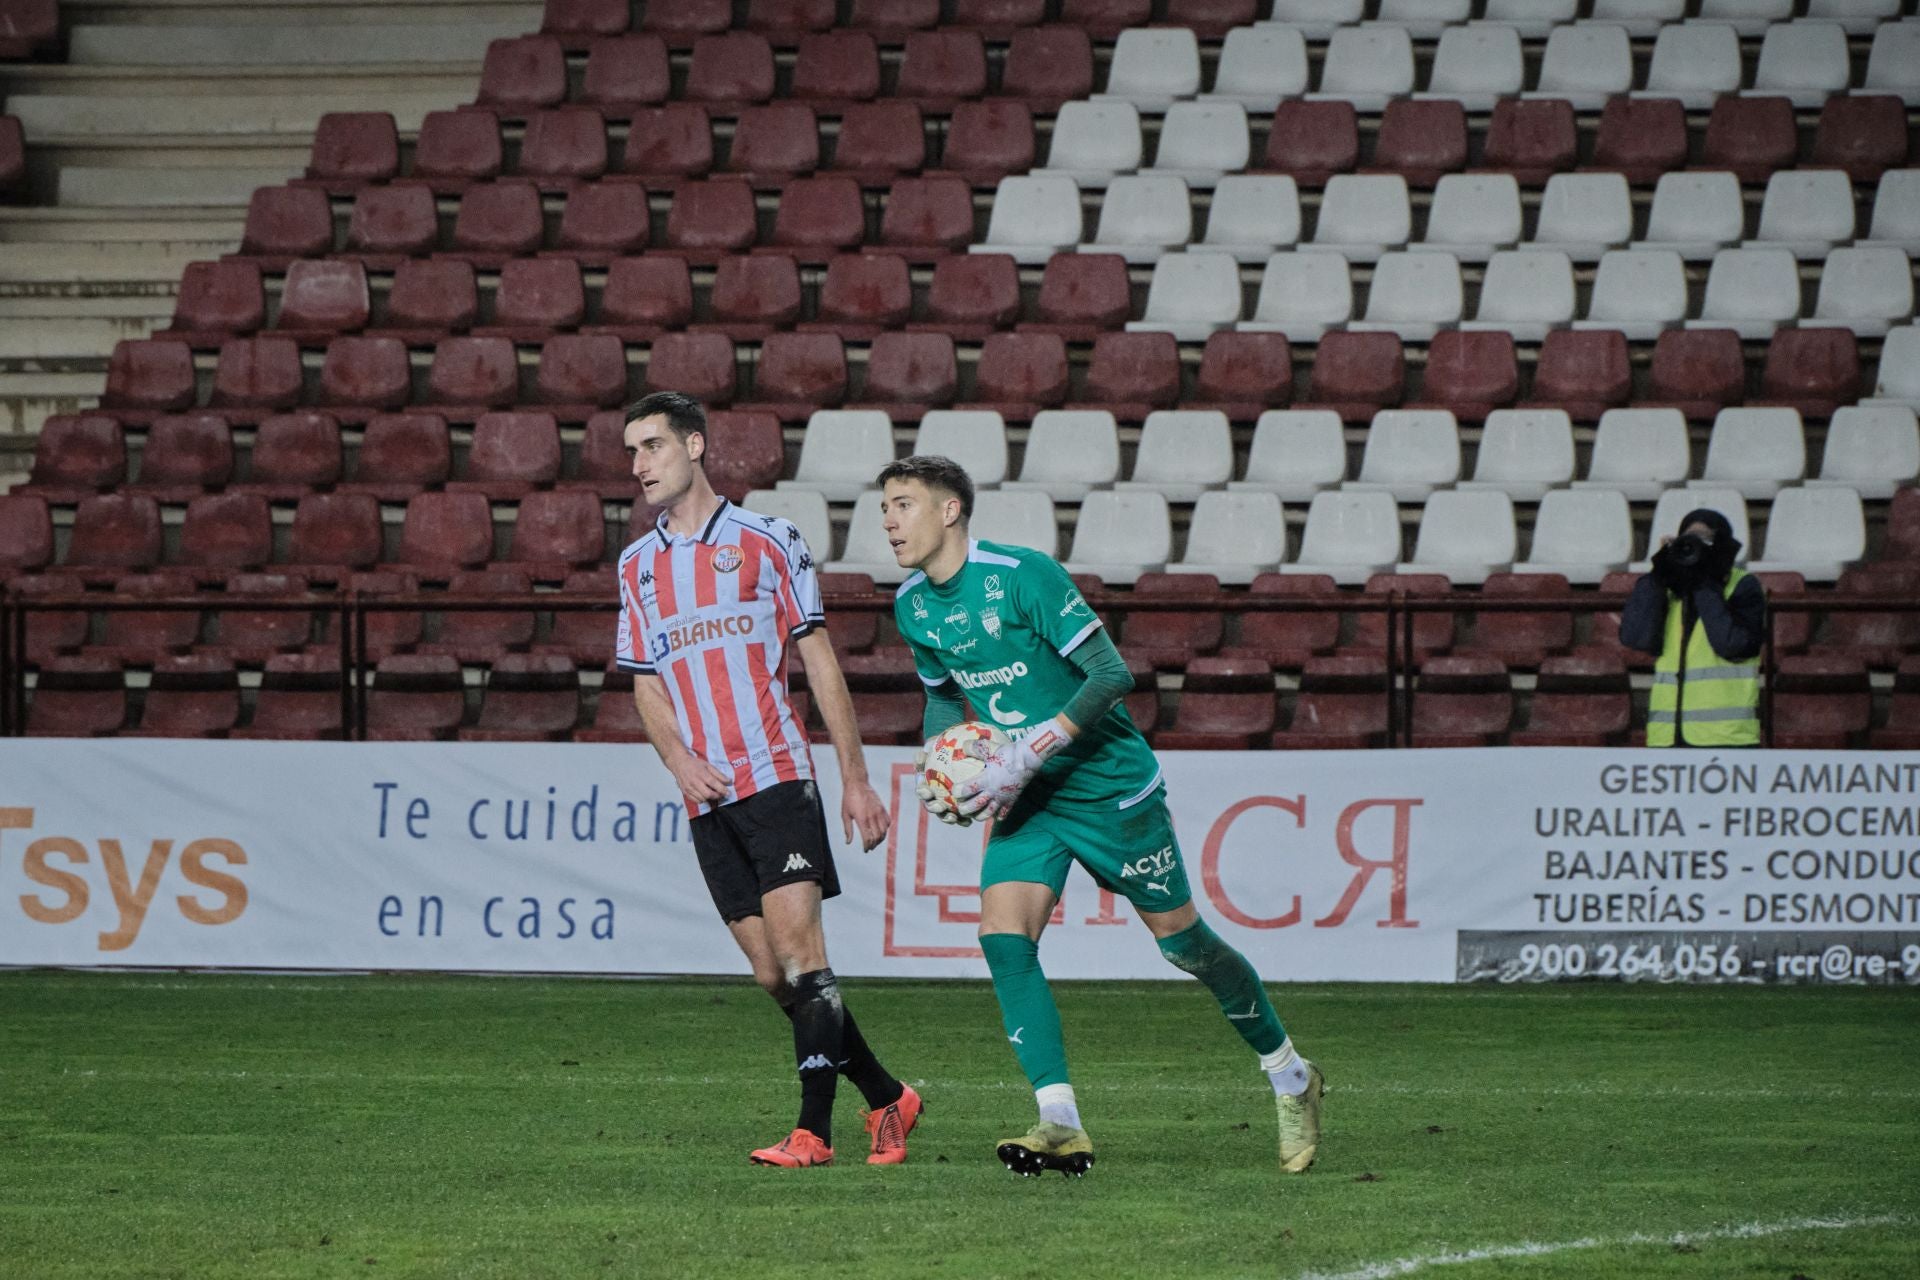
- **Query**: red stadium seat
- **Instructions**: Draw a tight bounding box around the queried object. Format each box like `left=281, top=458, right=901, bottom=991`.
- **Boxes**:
left=1885, top=487, right=1920, bottom=560
left=576, top=664, right=648, bottom=742
left=742, top=332, right=848, bottom=419
left=1265, top=100, right=1358, bottom=188
left=515, top=107, right=609, bottom=186
left=535, top=333, right=629, bottom=420
left=1587, top=569, right=1652, bottom=671
left=1758, top=329, right=1861, bottom=419
left=964, top=332, right=1068, bottom=421
left=21, top=415, right=124, bottom=503
left=1510, top=650, right=1631, bottom=746
left=177, top=492, right=273, bottom=580
left=951, top=0, right=1046, bottom=34
left=619, top=104, right=715, bottom=181
left=378, top=261, right=477, bottom=344
left=1059, top=0, right=1151, bottom=38
left=1191, top=332, right=1293, bottom=422
left=644, top=332, right=738, bottom=405
left=125, top=655, right=241, bottom=739
left=419, top=567, right=538, bottom=662
left=662, top=180, right=758, bottom=259
left=394, top=491, right=497, bottom=579
left=317, top=336, right=413, bottom=423
left=1700, top=96, right=1797, bottom=186
left=875, top=176, right=975, bottom=260
left=587, top=255, right=693, bottom=340
left=1809, top=95, right=1909, bottom=184
left=25, top=658, right=129, bottom=738
left=1817, top=564, right=1920, bottom=668
left=857, top=332, right=956, bottom=420
left=725, top=104, right=821, bottom=186
left=204, top=571, right=313, bottom=664
left=1222, top=572, right=1342, bottom=670
left=1481, top=98, right=1577, bottom=185
left=581, top=35, right=671, bottom=117
left=643, top=0, right=731, bottom=43
left=1022, top=252, right=1131, bottom=340
left=763, top=176, right=866, bottom=261
left=15, top=573, right=90, bottom=666
left=128, top=413, right=233, bottom=501
left=1352, top=572, right=1454, bottom=660
left=1164, top=0, right=1257, bottom=38
left=847, top=0, right=937, bottom=37
left=1589, top=96, right=1687, bottom=185
left=536, top=570, right=620, bottom=664
left=563, top=411, right=642, bottom=501
left=831, top=102, right=926, bottom=184
left=0, top=493, right=52, bottom=577
left=748, top=0, right=837, bottom=41
left=1414, top=330, right=1517, bottom=423
left=701, top=410, right=786, bottom=502
left=1001, top=27, right=1095, bottom=111
left=1117, top=571, right=1226, bottom=671
left=1303, top=332, right=1405, bottom=423
left=91, top=571, right=201, bottom=661
left=474, top=35, right=568, bottom=117
left=1752, top=570, right=1810, bottom=656
left=459, top=653, right=582, bottom=741
left=684, top=32, right=776, bottom=109
left=449, top=410, right=563, bottom=499
left=232, top=653, right=344, bottom=741
left=1647, top=328, right=1745, bottom=421
left=894, top=31, right=988, bottom=110
left=914, top=252, right=1019, bottom=339
left=350, top=379, right=462, bottom=483
left=272, top=259, right=370, bottom=341
left=1410, top=654, right=1512, bottom=747
left=101, top=340, right=196, bottom=423
left=366, top=654, right=467, bottom=740
left=0, top=0, right=60, bottom=59
left=505, top=489, right=607, bottom=580
left=1367, top=99, right=1467, bottom=189
left=407, top=109, right=503, bottom=191
left=839, top=650, right=927, bottom=746
left=1147, top=664, right=1271, bottom=748
left=1122, top=654, right=1161, bottom=736
left=303, top=112, right=400, bottom=191
left=1272, top=654, right=1388, bottom=749
left=65, top=494, right=163, bottom=582
left=477, top=257, right=586, bottom=340
left=1459, top=572, right=1575, bottom=669
left=1771, top=653, right=1872, bottom=749
left=317, top=569, right=424, bottom=659
left=344, top=185, right=439, bottom=266
left=423, top=336, right=521, bottom=420
left=934, top=100, right=1036, bottom=185
left=1524, top=328, right=1630, bottom=422
left=1870, top=657, right=1920, bottom=751
left=164, top=260, right=265, bottom=347
left=548, top=183, right=651, bottom=263
left=817, top=572, right=878, bottom=656
left=696, top=253, right=803, bottom=339
left=286, top=493, right=387, bottom=578
left=791, top=31, right=881, bottom=107
left=1081, top=331, right=1181, bottom=421
left=236, top=186, right=333, bottom=267
left=209, top=338, right=302, bottom=422
left=543, top=0, right=628, bottom=49
left=805, top=252, right=911, bottom=340
left=446, top=182, right=545, bottom=265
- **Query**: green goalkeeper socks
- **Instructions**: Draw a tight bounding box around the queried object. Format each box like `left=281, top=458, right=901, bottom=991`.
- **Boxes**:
left=979, top=933, right=1071, bottom=1090
left=1156, top=918, right=1287, bottom=1057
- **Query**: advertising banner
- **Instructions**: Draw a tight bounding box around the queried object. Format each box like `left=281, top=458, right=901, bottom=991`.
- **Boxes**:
left=1, top=742, right=1916, bottom=984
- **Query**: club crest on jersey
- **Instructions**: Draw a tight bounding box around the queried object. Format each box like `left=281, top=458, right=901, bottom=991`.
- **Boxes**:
left=984, top=574, right=1005, bottom=601
left=983, top=607, right=1002, bottom=638
left=945, top=604, right=972, bottom=634
left=910, top=592, right=929, bottom=621
left=711, top=545, right=744, bottom=573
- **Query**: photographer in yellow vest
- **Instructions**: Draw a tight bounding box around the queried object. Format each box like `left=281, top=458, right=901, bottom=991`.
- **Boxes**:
left=1619, top=507, right=1767, bottom=747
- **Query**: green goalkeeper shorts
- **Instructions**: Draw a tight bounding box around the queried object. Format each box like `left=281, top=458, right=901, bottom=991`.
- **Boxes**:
left=981, top=784, right=1192, bottom=913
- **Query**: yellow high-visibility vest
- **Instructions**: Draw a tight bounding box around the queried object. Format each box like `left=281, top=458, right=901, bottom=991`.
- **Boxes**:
left=1647, top=568, right=1759, bottom=747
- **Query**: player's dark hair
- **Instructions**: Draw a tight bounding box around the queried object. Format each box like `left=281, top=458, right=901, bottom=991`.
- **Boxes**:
left=624, top=391, right=707, bottom=449
left=878, top=454, right=975, bottom=521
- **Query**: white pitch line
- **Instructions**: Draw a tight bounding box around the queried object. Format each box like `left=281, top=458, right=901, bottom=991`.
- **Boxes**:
left=1294, top=1212, right=1908, bottom=1280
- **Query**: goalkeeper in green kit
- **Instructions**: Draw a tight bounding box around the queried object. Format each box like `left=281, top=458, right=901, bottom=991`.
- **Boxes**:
left=877, top=455, right=1324, bottom=1179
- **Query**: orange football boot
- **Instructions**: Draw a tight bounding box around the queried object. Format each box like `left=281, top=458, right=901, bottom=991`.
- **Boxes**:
left=749, top=1128, right=834, bottom=1167
left=863, top=1085, right=925, bottom=1165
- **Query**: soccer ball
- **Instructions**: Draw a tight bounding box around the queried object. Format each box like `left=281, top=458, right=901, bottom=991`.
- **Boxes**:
left=922, top=721, right=1010, bottom=810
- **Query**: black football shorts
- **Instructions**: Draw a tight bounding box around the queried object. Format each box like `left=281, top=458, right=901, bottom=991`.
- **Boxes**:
left=690, top=779, right=841, bottom=924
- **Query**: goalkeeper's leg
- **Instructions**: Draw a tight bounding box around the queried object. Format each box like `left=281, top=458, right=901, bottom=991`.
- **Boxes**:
left=980, top=879, right=1094, bottom=1177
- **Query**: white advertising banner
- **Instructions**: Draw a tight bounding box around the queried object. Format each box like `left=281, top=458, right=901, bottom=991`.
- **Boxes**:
left=1, top=742, right=1916, bottom=984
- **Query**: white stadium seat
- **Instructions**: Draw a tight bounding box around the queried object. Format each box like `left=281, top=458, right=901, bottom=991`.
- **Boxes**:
left=1146, top=101, right=1250, bottom=188
left=1591, top=0, right=1685, bottom=37
left=1312, top=26, right=1415, bottom=111
left=1400, top=488, right=1516, bottom=585
left=1810, top=405, right=1920, bottom=499
left=1483, top=0, right=1578, bottom=40
left=1116, top=409, right=1234, bottom=501
left=1576, top=249, right=1688, bottom=341
left=1803, top=245, right=1916, bottom=338
left=1752, top=169, right=1856, bottom=258
left=1233, top=409, right=1349, bottom=501
left=1530, top=172, right=1633, bottom=262
left=972, top=175, right=1084, bottom=264
left=1577, top=408, right=1692, bottom=502
left=743, top=487, right=833, bottom=564
left=1701, top=407, right=1807, bottom=499
left=1638, top=486, right=1751, bottom=570
left=1238, top=251, right=1352, bottom=342
left=1422, top=173, right=1522, bottom=263
left=1640, top=23, right=1742, bottom=109
left=1081, top=174, right=1192, bottom=264
left=1531, top=24, right=1633, bottom=110
left=1263, top=0, right=1364, bottom=39
left=1168, top=490, right=1287, bottom=584
left=832, top=487, right=909, bottom=583
left=1036, top=100, right=1142, bottom=188
left=1864, top=325, right=1920, bottom=409
left=1515, top=487, right=1634, bottom=584
left=1377, top=0, right=1471, bottom=37
left=970, top=488, right=1060, bottom=556
left=1198, top=175, right=1302, bottom=263
left=1305, top=174, right=1411, bottom=262
left=1700, top=0, right=1794, bottom=36
left=1126, top=251, right=1244, bottom=340
left=1463, top=250, right=1575, bottom=343
left=778, top=410, right=896, bottom=502
left=1686, top=248, right=1801, bottom=341
left=1348, top=250, right=1463, bottom=342
left=1423, top=25, right=1524, bottom=110
left=1860, top=170, right=1920, bottom=252
left=1751, top=21, right=1853, bottom=108
left=1805, top=0, right=1900, bottom=34
left=912, top=411, right=1008, bottom=486
left=1347, top=410, right=1462, bottom=503
left=1003, top=410, right=1120, bottom=501
left=1288, top=489, right=1404, bottom=585
left=1064, top=489, right=1170, bottom=584
left=1098, top=27, right=1202, bottom=111
left=1639, top=171, right=1746, bottom=262
left=1203, top=26, right=1310, bottom=112
left=1750, top=484, right=1866, bottom=582
left=1863, top=19, right=1920, bottom=103
left=1458, top=408, right=1576, bottom=502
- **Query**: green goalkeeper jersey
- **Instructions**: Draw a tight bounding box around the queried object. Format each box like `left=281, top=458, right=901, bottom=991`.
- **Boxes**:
left=896, top=539, right=1163, bottom=810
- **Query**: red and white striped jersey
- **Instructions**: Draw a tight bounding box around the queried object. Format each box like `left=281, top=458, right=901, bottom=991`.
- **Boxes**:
left=614, top=498, right=824, bottom=816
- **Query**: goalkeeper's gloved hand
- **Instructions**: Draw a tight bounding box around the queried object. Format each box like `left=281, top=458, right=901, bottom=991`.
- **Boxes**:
left=953, top=717, right=1072, bottom=823
left=913, top=738, right=972, bottom=827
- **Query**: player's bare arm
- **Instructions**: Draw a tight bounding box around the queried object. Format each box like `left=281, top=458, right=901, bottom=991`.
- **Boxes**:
left=631, top=672, right=731, bottom=805
left=796, top=629, right=890, bottom=851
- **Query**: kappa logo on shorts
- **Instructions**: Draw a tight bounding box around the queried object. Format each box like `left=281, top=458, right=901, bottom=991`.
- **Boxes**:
left=782, top=852, right=812, bottom=873
left=1120, top=846, right=1177, bottom=880
left=711, top=544, right=744, bottom=573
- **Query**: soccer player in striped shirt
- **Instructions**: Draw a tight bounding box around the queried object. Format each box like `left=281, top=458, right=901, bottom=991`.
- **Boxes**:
left=615, top=392, right=922, bottom=1168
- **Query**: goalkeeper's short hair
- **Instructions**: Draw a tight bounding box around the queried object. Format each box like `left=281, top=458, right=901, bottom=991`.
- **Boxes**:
left=877, top=454, right=975, bottom=521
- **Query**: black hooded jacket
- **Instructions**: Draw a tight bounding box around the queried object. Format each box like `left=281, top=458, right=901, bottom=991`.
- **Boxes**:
left=1619, top=507, right=1768, bottom=666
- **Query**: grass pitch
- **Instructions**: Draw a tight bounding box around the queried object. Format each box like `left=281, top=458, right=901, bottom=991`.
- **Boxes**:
left=0, top=972, right=1914, bottom=1280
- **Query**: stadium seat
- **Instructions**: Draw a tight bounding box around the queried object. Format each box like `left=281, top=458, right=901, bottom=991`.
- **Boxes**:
left=1064, top=490, right=1171, bottom=584
left=1479, top=99, right=1577, bottom=186
left=1759, top=328, right=1861, bottom=419
left=1640, top=171, right=1744, bottom=262
left=420, top=336, right=520, bottom=422
left=1304, top=332, right=1405, bottom=423
left=1271, top=653, right=1388, bottom=749
left=1219, top=572, right=1340, bottom=669
left=1701, top=407, right=1807, bottom=499
left=123, top=655, right=241, bottom=740
left=829, top=102, right=926, bottom=185
left=1749, top=484, right=1865, bottom=582
left=1806, top=0, right=1901, bottom=31
left=1861, top=169, right=1920, bottom=252
left=1080, top=331, right=1181, bottom=421
left=1203, top=26, right=1308, bottom=112
left=1399, top=489, right=1515, bottom=584
left=176, top=492, right=272, bottom=580
left=969, top=488, right=1059, bottom=555
left=1753, top=167, right=1857, bottom=258
left=1154, top=658, right=1276, bottom=750
left=1002, top=410, right=1119, bottom=501
left=1113, top=571, right=1226, bottom=671
left=407, top=110, right=503, bottom=191
left=516, top=107, right=609, bottom=186
left=1459, top=408, right=1574, bottom=502
left=1697, top=95, right=1800, bottom=188
left=340, top=185, right=438, bottom=267
left=1753, top=20, right=1851, bottom=108
left=1190, top=331, right=1293, bottom=422
left=0, top=493, right=52, bottom=577
left=1287, top=490, right=1402, bottom=585
left=232, top=653, right=344, bottom=741
left=1314, top=24, right=1414, bottom=111
left=333, top=414, right=448, bottom=503
left=1805, top=246, right=1915, bottom=338
left=908, top=411, right=1008, bottom=488
left=329, top=569, right=427, bottom=662
left=1367, top=100, right=1467, bottom=189
left=725, top=103, right=820, bottom=186
left=1127, top=252, right=1242, bottom=340
left=684, top=31, right=776, bottom=109
left=1347, top=410, right=1459, bottom=503
left=20, top=415, right=125, bottom=503
left=366, top=654, right=467, bottom=741
left=1082, top=175, right=1192, bottom=264
left=693, top=254, right=802, bottom=341
left=1701, top=0, right=1794, bottom=33
left=1410, top=655, right=1512, bottom=748
left=165, top=260, right=265, bottom=347
left=91, top=571, right=201, bottom=661
left=1863, top=19, right=1920, bottom=102
left=448, top=411, right=562, bottom=500
left=638, top=333, right=734, bottom=409
left=1866, top=325, right=1920, bottom=408
left=640, top=0, right=730, bottom=42
left=446, top=182, right=545, bottom=265
left=1022, top=253, right=1133, bottom=340
left=1637, top=487, right=1751, bottom=572
left=857, top=331, right=957, bottom=420
left=789, top=30, right=881, bottom=108
left=458, top=654, right=582, bottom=742
left=1352, top=571, right=1455, bottom=659
left=534, top=333, right=629, bottom=421
left=761, top=176, right=865, bottom=260
left=236, top=186, right=333, bottom=268
left=1515, top=487, right=1634, bottom=584
left=1001, top=26, right=1096, bottom=109
left=777, top=410, right=894, bottom=503
left=1147, top=101, right=1249, bottom=188
left=270, top=260, right=370, bottom=342
left=1421, top=174, right=1522, bottom=263
left=1376, top=0, right=1469, bottom=35
left=476, top=258, right=585, bottom=342
left=1232, top=410, right=1346, bottom=501
left=1530, top=172, right=1633, bottom=263
left=542, top=0, right=633, bottom=46
left=1424, top=24, right=1523, bottom=110
left=1526, top=329, right=1630, bottom=423
left=417, top=568, right=538, bottom=662
left=619, top=104, right=716, bottom=181
left=1197, top=175, right=1300, bottom=263
left=285, top=493, right=386, bottom=579
left=580, top=36, right=671, bottom=117
left=1812, top=405, right=1920, bottom=498
left=1306, top=174, right=1411, bottom=262
left=1577, top=408, right=1691, bottom=502
left=1348, top=251, right=1462, bottom=342
left=1770, top=654, right=1871, bottom=749
left=584, top=257, right=691, bottom=342
left=394, top=491, right=497, bottom=579
left=575, top=664, right=646, bottom=744
left=1460, top=572, right=1576, bottom=669
left=1265, top=0, right=1362, bottom=36
left=203, top=571, right=312, bottom=664
left=933, top=101, right=1035, bottom=186
left=1589, top=96, right=1688, bottom=186
left=966, top=332, right=1070, bottom=422
left=1169, top=491, right=1286, bottom=584
left=1238, top=251, right=1352, bottom=343
left=311, top=337, right=409, bottom=424
left=659, top=181, right=757, bottom=260
left=1810, top=94, right=1910, bottom=183
left=803, top=253, right=911, bottom=341
left=1034, top=100, right=1140, bottom=188
left=1510, top=651, right=1631, bottom=746
left=1416, top=330, right=1518, bottom=424
left=1870, top=657, right=1920, bottom=751
left=1689, top=248, right=1802, bottom=341
left=1116, top=410, right=1233, bottom=502
left=1461, top=251, right=1573, bottom=344
left=101, top=339, right=197, bottom=423
left=474, top=35, right=567, bottom=117
left=1263, top=99, right=1358, bottom=188
left=837, top=650, right=926, bottom=745
left=874, top=176, right=975, bottom=261
left=208, top=338, right=302, bottom=423
left=1819, top=563, right=1920, bottom=666
left=374, top=260, right=476, bottom=343
left=739, top=487, right=832, bottom=560
left=123, top=413, right=231, bottom=506
left=1099, top=26, right=1201, bottom=110
left=1648, top=328, right=1746, bottom=422
left=25, top=658, right=130, bottom=738
left=62, top=493, right=163, bottom=586
left=915, top=253, right=1019, bottom=340
left=1641, top=23, right=1741, bottom=109
left=741, top=332, right=846, bottom=419
left=1533, top=24, right=1632, bottom=109
left=893, top=30, right=989, bottom=110
left=502, top=488, right=608, bottom=581
left=1756, top=568, right=1813, bottom=655
left=531, top=568, right=618, bottom=665
left=1576, top=250, right=1687, bottom=341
